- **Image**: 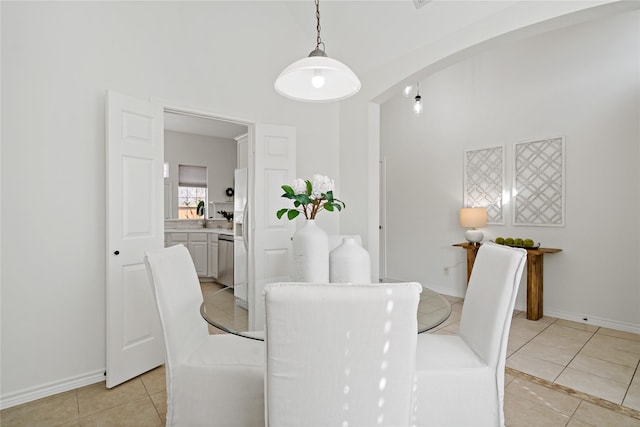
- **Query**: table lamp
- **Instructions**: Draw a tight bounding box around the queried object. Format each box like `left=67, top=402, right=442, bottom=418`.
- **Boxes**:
left=459, top=207, right=487, bottom=244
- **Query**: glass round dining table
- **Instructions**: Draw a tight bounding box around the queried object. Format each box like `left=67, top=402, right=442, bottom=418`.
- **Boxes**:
left=200, top=285, right=451, bottom=341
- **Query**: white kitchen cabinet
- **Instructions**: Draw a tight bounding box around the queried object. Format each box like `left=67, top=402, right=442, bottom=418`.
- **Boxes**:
left=188, top=233, right=208, bottom=276
left=208, top=233, right=219, bottom=279
left=165, top=232, right=188, bottom=247
left=165, top=231, right=225, bottom=279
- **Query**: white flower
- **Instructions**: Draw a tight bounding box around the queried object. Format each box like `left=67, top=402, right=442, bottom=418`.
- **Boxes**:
left=277, top=174, right=344, bottom=220
left=291, top=178, right=307, bottom=195
left=310, top=174, right=334, bottom=199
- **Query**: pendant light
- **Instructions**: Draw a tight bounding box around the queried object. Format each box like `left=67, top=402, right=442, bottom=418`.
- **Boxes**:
left=274, top=0, right=361, bottom=102
left=413, top=82, right=423, bottom=116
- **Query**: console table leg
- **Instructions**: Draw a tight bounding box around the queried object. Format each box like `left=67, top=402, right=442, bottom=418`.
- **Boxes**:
left=527, top=254, right=544, bottom=320
left=465, top=247, right=478, bottom=285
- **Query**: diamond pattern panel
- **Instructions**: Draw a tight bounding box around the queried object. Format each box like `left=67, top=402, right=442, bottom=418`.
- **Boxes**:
left=464, top=146, right=504, bottom=224
left=514, top=137, right=564, bottom=226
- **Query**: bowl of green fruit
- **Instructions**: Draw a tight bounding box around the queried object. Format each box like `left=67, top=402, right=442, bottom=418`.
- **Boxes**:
left=493, top=237, right=539, bottom=248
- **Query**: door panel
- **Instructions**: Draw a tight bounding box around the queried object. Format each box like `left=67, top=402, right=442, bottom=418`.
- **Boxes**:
left=106, top=90, right=164, bottom=388
left=249, top=125, right=296, bottom=330
left=189, top=241, right=208, bottom=276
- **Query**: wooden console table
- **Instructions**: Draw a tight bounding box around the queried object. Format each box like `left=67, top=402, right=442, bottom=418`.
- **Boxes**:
left=453, top=243, right=562, bottom=321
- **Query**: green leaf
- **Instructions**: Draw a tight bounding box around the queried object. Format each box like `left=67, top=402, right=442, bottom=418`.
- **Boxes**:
left=325, top=191, right=334, bottom=202
left=287, top=210, right=300, bottom=220
left=324, top=202, right=334, bottom=212
left=295, top=194, right=311, bottom=204
left=282, top=185, right=295, bottom=195
left=276, top=208, right=288, bottom=219
left=305, top=180, right=312, bottom=196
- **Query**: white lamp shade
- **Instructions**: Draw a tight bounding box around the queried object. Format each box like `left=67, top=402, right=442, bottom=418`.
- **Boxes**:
left=274, top=55, right=361, bottom=102
left=459, top=207, right=487, bottom=228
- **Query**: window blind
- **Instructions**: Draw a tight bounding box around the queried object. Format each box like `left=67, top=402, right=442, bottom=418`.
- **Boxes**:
left=178, top=165, right=207, bottom=188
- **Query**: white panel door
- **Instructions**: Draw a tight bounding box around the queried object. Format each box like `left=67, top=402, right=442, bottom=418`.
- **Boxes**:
left=248, top=124, right=296, bottom=330
left=106, top=90, right=164, bottom=388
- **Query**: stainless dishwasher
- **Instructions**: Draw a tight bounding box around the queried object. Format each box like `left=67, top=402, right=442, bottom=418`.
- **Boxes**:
left=217, top=234, right=234, bottom=287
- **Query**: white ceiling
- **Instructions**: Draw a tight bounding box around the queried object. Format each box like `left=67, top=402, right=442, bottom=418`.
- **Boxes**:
left=163, top=0, right=619, bottom=138
left=164, top=112, right=248, bottom=140
left=280, top=0, right=517, bottom=76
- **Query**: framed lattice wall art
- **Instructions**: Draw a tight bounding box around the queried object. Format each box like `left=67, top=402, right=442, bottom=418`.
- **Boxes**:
left=513, top=136, right=565, bottom=226
left=463, top=145, right=505, bottom=225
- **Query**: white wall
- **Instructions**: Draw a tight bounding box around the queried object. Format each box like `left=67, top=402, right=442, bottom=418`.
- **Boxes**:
left=1, top=0, right=634, bottom=408
left=164, top=130, right=237, bottom=219
left=0, top=1, right=340, bottom=406
left=380, top=11, right=640, bottom=330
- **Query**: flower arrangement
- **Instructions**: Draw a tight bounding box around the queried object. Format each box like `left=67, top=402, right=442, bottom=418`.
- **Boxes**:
left=276, top=174, right=346, bottom=220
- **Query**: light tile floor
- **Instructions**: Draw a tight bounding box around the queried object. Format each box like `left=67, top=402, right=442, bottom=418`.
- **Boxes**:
left=2, top=285, right=639, bottom=426
left=436, top=294, right=640, bottom=412
left=432, top=294, right=640, bottom=426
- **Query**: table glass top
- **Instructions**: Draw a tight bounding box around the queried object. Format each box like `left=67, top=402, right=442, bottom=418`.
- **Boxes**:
left=200, top=284, right=452, bottom=341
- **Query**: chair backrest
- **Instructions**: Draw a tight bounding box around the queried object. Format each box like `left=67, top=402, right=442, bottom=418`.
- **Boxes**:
left=264, top=282, right=422, bottom=427
left=458, top=242, right=527, bottom=367
left=144, top=244, right=209, bottom=370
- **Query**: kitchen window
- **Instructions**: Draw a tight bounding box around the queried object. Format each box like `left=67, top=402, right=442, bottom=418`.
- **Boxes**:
left=178, top=165, right=207, bottom=219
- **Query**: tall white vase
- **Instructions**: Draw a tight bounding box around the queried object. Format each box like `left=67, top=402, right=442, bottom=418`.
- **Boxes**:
left=329, top=237, right=371, bottom=284
left=291, top=220, right=329, bottom=282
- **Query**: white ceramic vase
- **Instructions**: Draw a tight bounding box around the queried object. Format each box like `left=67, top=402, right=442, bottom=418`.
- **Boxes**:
left=329, top=237, right=371, bottom=284
left=291, top=220, right=329, bottom=282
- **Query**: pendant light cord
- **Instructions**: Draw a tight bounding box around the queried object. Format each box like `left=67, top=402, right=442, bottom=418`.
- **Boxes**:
left=315, top=0, right=325, bottom=52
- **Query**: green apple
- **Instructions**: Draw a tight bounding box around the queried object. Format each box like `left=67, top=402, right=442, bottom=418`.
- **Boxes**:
left=514, top=238, right=524, bottom=246
left=524, top=239, right=534, bottom=247
left=495, top=237, right=505, bottom=244
left=504, top=237, right=514, bottom=245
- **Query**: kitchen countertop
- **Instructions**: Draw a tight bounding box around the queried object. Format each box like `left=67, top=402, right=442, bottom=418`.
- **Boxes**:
left=164, top=228, right=233, bottom=235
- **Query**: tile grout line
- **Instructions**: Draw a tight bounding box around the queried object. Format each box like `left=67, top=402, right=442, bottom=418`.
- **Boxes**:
left=140, top=377, right=164, bottom=422
left=505, top=367, right=640, bottom=421
left=74, top=389, right=81, bottom=422
left=556, top=326, right=640, bottom=396
left=569, top=400, right=586, bottom=426
left=621, top=358, right=640, bottom=408
left=551, top=326, right=600, bottom=383
left=506, top=314, right=557, bottom=359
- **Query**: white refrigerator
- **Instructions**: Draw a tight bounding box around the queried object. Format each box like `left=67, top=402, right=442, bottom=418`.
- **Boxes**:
left=233, top=168, right=248, bottom=309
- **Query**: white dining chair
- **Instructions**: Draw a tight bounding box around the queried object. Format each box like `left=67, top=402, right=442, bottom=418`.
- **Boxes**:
left=413, top=242, right=527, bottom=427
left=144, top=244, right=265, bottom=427
left=264, top=282, right=422, bottom=427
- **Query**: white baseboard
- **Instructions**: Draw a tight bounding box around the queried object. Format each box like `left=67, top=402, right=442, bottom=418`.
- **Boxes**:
left=0, top=369, right=105, bottom=410
left=513, top=302, right=640, bottom=335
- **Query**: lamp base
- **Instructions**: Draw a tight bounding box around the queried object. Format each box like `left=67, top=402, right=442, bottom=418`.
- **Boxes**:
left=464, top=229, right=484, bottom=244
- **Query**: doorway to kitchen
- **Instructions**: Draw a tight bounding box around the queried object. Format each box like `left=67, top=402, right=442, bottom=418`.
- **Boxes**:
left=162, top=109, right=250, bottom=304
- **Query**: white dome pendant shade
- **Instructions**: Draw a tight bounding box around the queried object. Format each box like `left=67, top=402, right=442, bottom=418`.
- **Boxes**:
left=274, top=1, right=361, bottom=102
left=275, top=49, right=361, bottom=102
